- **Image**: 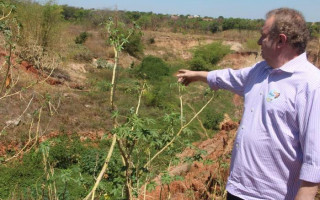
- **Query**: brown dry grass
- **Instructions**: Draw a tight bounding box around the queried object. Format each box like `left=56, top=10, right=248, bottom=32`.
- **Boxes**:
left=214, top=30, right=260, bottom=43
left=85, top=29, right=112, bottom=59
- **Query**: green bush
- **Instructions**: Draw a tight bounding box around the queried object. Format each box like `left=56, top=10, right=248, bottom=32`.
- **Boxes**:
left=95, top=80, right=112, bottom=92
left=75, top=31, right=89, bottom=44
left=79, top=148, right=106, bottom=175
left=203, top=112, right=224, bottom=130
left=138, top=56, right=169, bottom=81
left=48, top=135, right=84, bottom=169
left=189, top=56, right=208, bottom=71
left=123, top=30, right=144, bottom=58
left=190, top=42, right=231, bottom=71
left=0, top=151, right=43, bottom=198
left=149, top=37, right=155, bottom=44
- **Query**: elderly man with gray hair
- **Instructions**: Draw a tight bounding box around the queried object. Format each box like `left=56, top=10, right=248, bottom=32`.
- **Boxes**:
left=177, top=8, right=320, bottom=200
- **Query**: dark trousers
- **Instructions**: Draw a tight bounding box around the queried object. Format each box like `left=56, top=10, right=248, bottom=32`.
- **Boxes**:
left=227, top=192, right=244, bottom=200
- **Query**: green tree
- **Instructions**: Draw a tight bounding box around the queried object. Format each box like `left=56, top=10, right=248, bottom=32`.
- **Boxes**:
left=40, top=1, right=63, bottom=50
left=138, top=56, right=169, bottom=80
left=137, top=14, right=152, bottom=30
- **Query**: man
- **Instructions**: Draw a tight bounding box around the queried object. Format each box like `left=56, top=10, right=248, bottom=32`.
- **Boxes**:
left=177, top=8, right=320, bottom=200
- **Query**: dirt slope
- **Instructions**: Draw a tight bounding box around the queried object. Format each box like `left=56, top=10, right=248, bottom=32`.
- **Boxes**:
left=140, top=119, right=238, bottom=200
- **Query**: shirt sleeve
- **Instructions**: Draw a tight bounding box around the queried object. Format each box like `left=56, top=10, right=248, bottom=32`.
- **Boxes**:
left=297, top=86, right=320, bottom=183
left=206, top=66, right=255, bottom=96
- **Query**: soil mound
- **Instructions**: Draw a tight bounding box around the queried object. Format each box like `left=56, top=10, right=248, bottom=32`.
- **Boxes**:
left=141, top=119, right=239, bottom=200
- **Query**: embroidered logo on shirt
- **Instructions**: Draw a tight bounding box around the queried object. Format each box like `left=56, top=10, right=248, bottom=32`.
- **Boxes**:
left=266, top=90, right=280, bottom=102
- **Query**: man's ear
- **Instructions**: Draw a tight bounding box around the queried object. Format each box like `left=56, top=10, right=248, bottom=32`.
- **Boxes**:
left=277, top=34, right=287, bottom=48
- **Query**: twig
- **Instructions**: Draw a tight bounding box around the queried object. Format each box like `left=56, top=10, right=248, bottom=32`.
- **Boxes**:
left=1, top=94, right=35, bottom=134
left=144, top=95, right=214, bottom=168
left=4, top=118, right=34, bottom=162
left=0, top=44, right=12, bottom=94
left=187, top=103, right=209, bottom=139
left=0, top=8, right=12, bottom=21
left=0, top=66, right=55, bottom=100
left=4, top=105, right=41, bottom=162
left=135, top=82, right=146, bottom=115
left=179, top=85, right=184, bottom=127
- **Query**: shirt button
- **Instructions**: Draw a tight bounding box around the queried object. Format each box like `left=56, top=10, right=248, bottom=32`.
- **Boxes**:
left=251, top=108, right=254, bottom=112
left=236, top=143, right=239, bottom=148
left=260, top=92, right=263, bottom=95
left=241, top=127, right=244, bottom=130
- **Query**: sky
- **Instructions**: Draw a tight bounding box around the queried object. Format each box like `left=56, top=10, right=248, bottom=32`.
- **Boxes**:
left=56, top=0, right=320, bottom=22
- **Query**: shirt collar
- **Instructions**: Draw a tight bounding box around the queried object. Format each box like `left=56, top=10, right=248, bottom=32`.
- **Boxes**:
left=277, top=52, right=307, bottom=74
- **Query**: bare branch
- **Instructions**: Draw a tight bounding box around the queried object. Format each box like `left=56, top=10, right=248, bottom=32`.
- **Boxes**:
left=0, top=8, right=12, bottom=21
left=4, top=107, right=42, bottom=162
left=144, top=95, right=214, bottom=168
left=83, top=134, right=118, bottom=200
left=187, top=103, right=209, bottom=139
left=1, top=94, right=35, bottom=134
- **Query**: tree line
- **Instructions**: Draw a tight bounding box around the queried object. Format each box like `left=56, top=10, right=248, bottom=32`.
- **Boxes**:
left=61, top=5, right=320, bottom=36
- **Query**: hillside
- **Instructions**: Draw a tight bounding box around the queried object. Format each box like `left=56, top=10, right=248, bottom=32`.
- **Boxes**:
left=1, top=2, right=320, bottom=199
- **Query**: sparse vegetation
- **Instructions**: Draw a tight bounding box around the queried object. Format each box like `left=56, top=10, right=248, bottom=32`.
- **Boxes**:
left=0, top=1, right=319, bottom=200
left=245, top=38, right=260, bottom=52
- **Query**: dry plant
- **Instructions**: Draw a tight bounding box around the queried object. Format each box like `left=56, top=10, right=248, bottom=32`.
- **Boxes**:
left=4, top=106, right=42, bottom=162
left=39, top=136, right=59, bottom=200
left=0, top=2, right=61, bottom=169
left=19, top=43, right=60, bottom=70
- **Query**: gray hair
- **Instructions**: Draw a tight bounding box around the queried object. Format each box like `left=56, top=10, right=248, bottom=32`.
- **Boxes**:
left=266, top=8, right=309, bottom=54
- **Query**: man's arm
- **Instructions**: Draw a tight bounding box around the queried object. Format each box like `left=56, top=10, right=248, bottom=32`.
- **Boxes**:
left=176, top=69, right=208, bottom=86
left=295, top=181, right=319, bottom=200
left=296, top=86, right=320, bottom=199
left=177, top=64, right=259, bottom=96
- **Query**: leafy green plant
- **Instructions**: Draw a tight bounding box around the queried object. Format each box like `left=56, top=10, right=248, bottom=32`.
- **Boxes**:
left=203, top=112, right=224, bottom=130
left=184, top=145, right=208, bottom=163
left=189, top=56, right=208, bottom=71
left=190, top=42, right=231, bottom=71
left=95, top=80, right=112, bottom=92
left=79, top=148, right=106, bottom=175
left=137, top=55, right=169, bottom=81
left=75, top=31, right=89, bottom=44
left=123, top=30, right=144, bottom=58
left=84, top=16, right=139, bottom=200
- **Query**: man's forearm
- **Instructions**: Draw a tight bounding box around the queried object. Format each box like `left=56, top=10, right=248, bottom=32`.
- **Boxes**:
left=177, top=70, right=209, bottom=86
left=295, top=181, right=319, bottom=200
left=194, top=71, right=209, bottom=83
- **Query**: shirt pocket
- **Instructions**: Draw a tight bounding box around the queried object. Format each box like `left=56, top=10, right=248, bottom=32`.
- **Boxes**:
left=265, top=96, right=298, bottom=141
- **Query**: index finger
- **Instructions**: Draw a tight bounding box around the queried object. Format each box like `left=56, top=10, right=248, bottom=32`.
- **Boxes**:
left=175, top=69, right=188, bottom=77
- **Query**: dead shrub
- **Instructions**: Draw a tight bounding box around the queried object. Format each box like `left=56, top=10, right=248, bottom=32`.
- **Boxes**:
left=18, top=43, right=61, bottom=71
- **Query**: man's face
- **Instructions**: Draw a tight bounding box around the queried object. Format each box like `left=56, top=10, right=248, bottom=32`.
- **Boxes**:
left=258, top=17, right=278, bottom=65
